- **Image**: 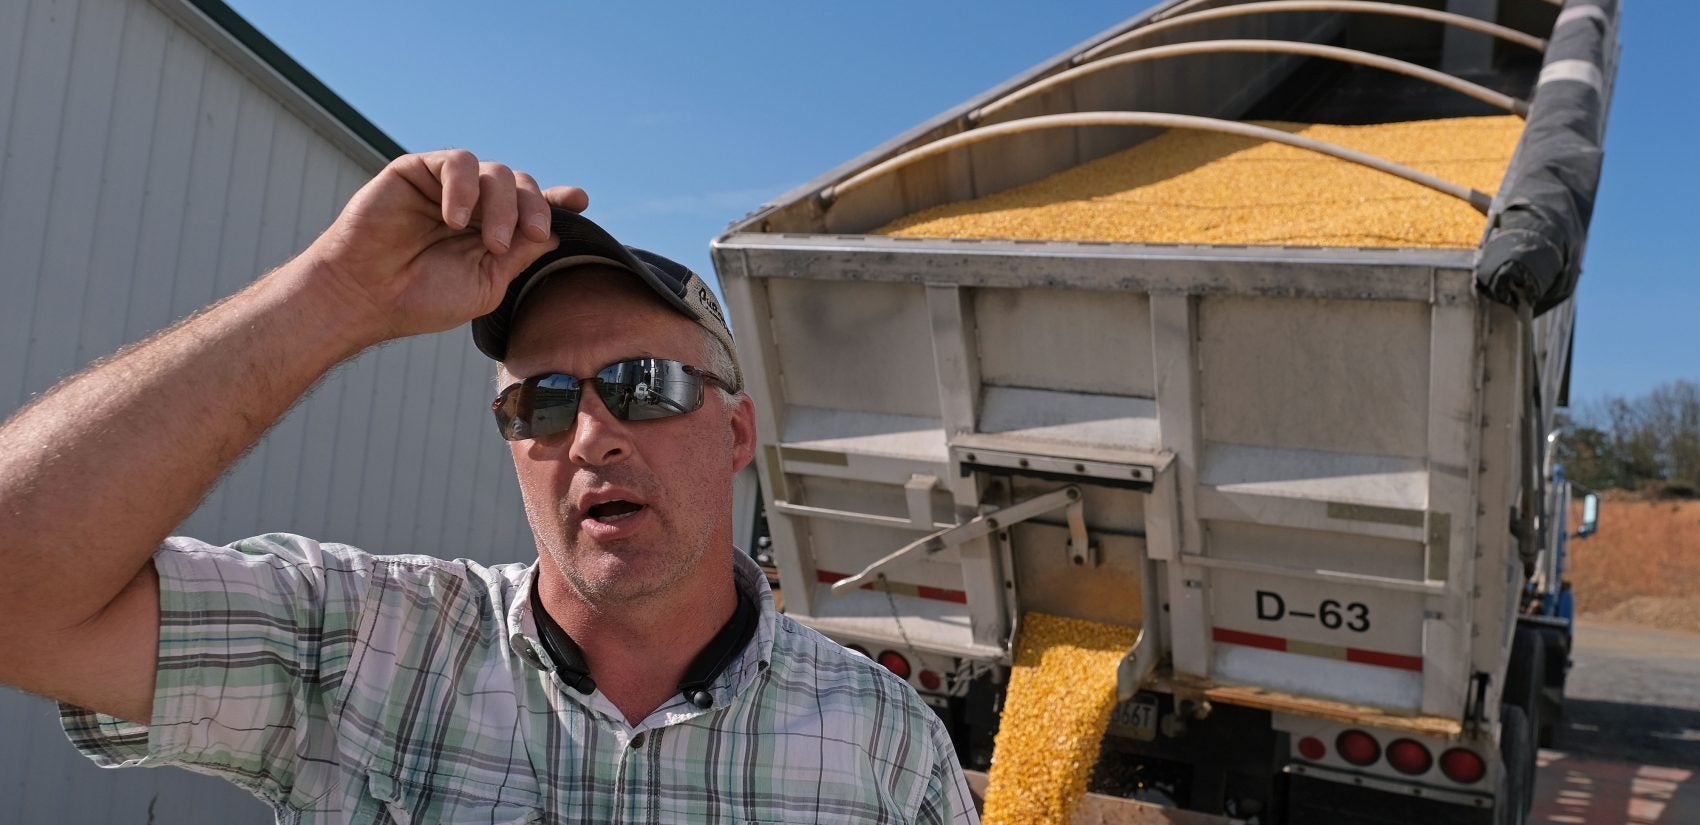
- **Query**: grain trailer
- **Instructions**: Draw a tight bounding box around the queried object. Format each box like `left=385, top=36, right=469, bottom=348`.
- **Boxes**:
left=713, top=0, right=1616, bottom=821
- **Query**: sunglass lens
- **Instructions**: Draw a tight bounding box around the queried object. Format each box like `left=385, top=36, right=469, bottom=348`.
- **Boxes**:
left=528, top=374, right=583, bottom=437
left=600, top=359, right=703, bottom=421
left=593, top=361, right=639, bottom=419
left=492, top=385, right=527, bottom=440
left=493, top=374, right=583, bottom=441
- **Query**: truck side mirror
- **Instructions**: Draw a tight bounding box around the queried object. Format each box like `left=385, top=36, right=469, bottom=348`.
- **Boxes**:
left=1577, top=493, right=1599, bottom=539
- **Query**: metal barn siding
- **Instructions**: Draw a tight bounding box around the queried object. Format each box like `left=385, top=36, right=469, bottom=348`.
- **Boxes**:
left=0, top=0, right=534, bottom=821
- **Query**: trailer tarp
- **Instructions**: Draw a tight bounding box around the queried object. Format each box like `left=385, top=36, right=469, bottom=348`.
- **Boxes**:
left=1477, top=0, right=1617, bottom=315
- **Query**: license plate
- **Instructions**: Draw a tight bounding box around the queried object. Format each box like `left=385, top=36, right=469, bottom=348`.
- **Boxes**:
left=1107, top=693, right=1160, bottom=742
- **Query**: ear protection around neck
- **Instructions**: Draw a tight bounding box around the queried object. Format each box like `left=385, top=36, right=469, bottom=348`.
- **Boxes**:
left=531, top=576, right=759, bottom=709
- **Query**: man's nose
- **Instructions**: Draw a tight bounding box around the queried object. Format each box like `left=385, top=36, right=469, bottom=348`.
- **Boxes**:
left=565, top=386, right=632, bottom=467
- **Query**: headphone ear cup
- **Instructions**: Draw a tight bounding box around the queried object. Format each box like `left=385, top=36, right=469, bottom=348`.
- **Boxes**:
left=675, top=590, right=760, bottom=708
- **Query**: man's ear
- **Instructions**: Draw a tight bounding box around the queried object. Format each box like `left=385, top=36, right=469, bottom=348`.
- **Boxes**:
left=729, top=394, right=757, bottom=473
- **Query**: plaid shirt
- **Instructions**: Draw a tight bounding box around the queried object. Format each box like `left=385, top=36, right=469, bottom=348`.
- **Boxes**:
left=60, top=535, right=978, bottom=824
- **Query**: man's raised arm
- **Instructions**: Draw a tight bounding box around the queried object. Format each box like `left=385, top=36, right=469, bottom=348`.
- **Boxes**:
left=0, top=150, right=581, bottom=724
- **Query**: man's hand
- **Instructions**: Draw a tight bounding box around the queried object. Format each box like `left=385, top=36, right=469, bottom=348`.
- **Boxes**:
left=0, top=150, right=584, bottom=722
left=302, top=149, right=589, bottom=344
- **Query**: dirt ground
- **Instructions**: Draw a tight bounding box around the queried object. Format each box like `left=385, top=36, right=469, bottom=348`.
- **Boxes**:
left=1567, top=496, right=1700, bottom=634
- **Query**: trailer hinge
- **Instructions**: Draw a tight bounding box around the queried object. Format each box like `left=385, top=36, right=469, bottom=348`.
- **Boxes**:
left=1063, top=492, right=1099, bottom=568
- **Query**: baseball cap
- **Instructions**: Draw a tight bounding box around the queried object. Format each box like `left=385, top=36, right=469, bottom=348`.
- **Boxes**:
left=471, top=207, right=742, bottom=392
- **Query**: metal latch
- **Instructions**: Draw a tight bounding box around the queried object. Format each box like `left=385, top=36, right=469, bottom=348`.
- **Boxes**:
left=1065, top=496, right=1099, bottom=568
left=830, top=485, right=1091, bottom=595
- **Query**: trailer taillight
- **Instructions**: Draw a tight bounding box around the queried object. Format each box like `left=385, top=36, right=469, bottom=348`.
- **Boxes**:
left=1336, top=730, right=1380, bottom=766
left=918, top=669, right=942, bottom=691
left=1386, top=739, right=1433, bottom=775
left=1297, top=736, right=1326, bottom=761
left=1440, top=748, right=1487, bottom=784
left=877, top=650, right=912, bottom=680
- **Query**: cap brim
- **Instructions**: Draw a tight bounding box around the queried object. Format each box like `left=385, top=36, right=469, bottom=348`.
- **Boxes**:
left=471, top=207, right=693, bottom=360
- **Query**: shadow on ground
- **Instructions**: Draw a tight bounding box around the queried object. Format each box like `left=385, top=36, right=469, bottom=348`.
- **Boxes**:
left=1556, top=698, right=1700, bottom=768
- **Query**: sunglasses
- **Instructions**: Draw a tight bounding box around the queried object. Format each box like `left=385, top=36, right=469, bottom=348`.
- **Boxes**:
left=492, top=358, right=735, bottom=441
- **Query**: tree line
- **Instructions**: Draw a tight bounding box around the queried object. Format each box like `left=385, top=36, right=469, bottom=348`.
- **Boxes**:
left=1556, top=378, right=1700, bottom=495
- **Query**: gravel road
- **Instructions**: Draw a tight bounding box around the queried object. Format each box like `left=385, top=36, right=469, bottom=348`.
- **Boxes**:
left=1532, top=620, right=1700, bottom=824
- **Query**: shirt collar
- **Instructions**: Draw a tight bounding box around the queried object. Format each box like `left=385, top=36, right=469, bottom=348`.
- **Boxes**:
left=506, top=551, right=779, bottom=710
left=507, top=563, right=554, bottom=672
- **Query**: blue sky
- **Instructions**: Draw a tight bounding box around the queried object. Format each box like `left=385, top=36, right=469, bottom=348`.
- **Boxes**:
left=225, top=0, right=1695, bottom=404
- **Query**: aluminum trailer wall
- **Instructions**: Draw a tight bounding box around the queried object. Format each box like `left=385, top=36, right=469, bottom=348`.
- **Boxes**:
left=0, top=0, right=533, bottom=821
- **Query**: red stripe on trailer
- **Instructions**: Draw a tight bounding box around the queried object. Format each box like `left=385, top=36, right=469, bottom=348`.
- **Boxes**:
left=1213, top=627, right=1288, bottom=652
left=1213, top=627, right=1423, bottom=673
left=915, top=585, right=969, bottom=604
left=1346, top=647, right=1425, bottom=672
left=815, top=570, right=969, bottom=604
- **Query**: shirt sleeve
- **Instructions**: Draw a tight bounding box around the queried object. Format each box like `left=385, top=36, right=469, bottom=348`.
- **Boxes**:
left=58, top=534, right=377, bottom=805
left=917, top=715, right=982, bottom=825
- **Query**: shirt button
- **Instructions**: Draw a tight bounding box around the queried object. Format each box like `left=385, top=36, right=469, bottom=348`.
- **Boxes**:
left=630, top=732, right=647, bottom=749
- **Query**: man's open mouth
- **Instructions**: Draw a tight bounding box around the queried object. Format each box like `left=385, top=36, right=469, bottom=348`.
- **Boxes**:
left=587, top=500, right=645, bottom=523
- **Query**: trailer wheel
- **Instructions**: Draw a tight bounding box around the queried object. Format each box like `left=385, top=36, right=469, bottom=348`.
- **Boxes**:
left=1497, top=704, right=1534, bottom=825
left=1505, top=627, right=1546, bottom=731
left=1537, top=628, right=1571, bottom=747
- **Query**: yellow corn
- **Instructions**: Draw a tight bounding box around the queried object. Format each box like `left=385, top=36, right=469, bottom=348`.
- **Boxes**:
left=981, top=613, right=1139, bottom=825
left=873, top=115, right=1523, bottom=248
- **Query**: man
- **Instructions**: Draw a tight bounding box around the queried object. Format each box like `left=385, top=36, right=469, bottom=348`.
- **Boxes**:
left=0, top=151, right=977, bottom=823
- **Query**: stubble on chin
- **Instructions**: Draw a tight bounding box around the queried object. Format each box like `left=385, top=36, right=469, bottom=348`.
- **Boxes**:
left=547, top=501, right=702, bottom=608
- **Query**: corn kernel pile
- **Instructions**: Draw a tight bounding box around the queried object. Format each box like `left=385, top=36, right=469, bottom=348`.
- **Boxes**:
left=981, top=613, right=1140, bottom=825
left=873, top=115, right=1524, bottom=249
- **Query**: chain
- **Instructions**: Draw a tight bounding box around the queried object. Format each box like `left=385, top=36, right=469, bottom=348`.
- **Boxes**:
left=877, top=573, right=920, bottom=664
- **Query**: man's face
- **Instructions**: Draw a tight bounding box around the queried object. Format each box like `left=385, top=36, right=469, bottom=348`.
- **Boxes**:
left=499, top=268, right=756, bottom=607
